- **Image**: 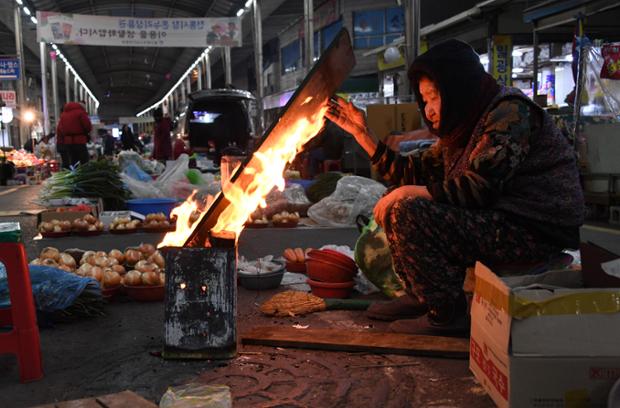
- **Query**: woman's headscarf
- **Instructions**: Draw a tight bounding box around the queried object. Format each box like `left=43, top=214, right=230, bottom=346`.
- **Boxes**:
left=408, top=39, right=500, bottom=148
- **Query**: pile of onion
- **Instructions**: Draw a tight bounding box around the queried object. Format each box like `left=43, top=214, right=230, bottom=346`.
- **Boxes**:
left=75, top=250, right=126, bottom=288
left=122, top=245, right=165, bottom=286
left=143, top=213, right=171, bottom=229
left=110, top=217, right=140, bottom=231
left=30, top=247, right=78, bottom=273
left=38, top=219, right=72, bottom=234
left=71, top=214, right=104, bottom=232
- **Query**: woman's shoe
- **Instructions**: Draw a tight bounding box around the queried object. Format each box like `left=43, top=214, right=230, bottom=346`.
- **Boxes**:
left=366, top=294, right=428, bottom=321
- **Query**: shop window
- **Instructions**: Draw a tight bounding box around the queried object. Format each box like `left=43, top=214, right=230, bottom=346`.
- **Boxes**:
left=353, top=7, right=404, bottom=49
left=281, top=39, right=301, bottom=74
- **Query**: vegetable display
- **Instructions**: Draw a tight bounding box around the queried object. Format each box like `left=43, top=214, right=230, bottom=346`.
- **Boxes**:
left=40, top=160, right=131, bottom=210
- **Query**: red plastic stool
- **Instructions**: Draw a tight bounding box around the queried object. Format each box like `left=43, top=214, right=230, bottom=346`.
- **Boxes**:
left=322, top=159, right=342, bottom=172
left=0, top=242, right=43, bottom=382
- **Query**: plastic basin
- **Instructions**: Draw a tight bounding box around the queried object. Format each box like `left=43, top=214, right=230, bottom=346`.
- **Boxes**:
left=307, top=249, right=357, bottom=271
left=306, top=278, right=354, bottom=299
left=306, top=258, right=356, bottom=283
left=126, top=198, right=178, bottom=218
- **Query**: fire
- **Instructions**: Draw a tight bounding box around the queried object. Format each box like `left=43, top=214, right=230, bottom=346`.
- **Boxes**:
left=158, top=191, right=211, bottom=248
left=212, top=102, right=328, bottom=238
left=158, top=98, right=328, bottom=248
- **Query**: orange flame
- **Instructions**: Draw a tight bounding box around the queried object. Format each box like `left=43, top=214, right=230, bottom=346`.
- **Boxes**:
left=211, top=104, right=328, bottom=238
left=158, top=99, right=328, bottom=248
left=158, top=191, right=212, bottom=248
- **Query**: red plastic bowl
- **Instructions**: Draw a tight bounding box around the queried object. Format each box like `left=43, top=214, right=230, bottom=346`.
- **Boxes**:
left=306, top=278, right=355, bottom=299
left=306, top=258, right=356, bottom=283
left=320, top=249, right=357, bottom=269
left=307, top=249, right=357, bottom=272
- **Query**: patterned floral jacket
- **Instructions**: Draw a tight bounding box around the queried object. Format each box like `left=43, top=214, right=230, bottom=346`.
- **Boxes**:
left=371, top=87, right=585, bottom=248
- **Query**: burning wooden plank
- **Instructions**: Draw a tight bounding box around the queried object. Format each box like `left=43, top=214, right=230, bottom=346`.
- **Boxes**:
left=178, top=28, right=356, bottom=248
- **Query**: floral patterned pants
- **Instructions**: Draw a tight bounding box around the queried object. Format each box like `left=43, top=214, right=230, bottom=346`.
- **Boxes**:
left=384, top=197, right=561, bottom=308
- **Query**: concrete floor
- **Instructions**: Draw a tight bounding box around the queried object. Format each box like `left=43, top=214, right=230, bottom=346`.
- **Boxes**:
left=1, top=185, right=616, bottom=407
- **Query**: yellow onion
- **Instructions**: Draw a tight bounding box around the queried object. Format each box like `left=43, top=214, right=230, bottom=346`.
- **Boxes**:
left=88, top=266, right=103, bottom=282
left=59, top=253, right=77, bottom=269
left=39, top=222, right=53, bottom=232
left=124, top=249, right=141, bottom=265
left=123, top=270, right=142, bottom=286
left=40, top=247, right=60, bottom=261
left=58, top=264, right=73, bottom=273
left=80, top=251, right=95, bottom=264
left=76, top=263, right=92, bottom=276
left=30, top=258, right=42, bottom=266
left=148, top=251, right=165, bottom=269
left=60, top=220, right=72, bottom=231
left=111, top=264, right=126, bottom=275
left=108, top=249, right=124, bottom=263
left=141, top=271, right=160, bottom=286
left=94, top=256, right=109, bottom=268
left=103, top=270, right=122, bottom=288
left=84, top=214, right=97, bottom=225
left=42, top=258, right=58, bottom=267
left=138, top=243, right=156, bottom=256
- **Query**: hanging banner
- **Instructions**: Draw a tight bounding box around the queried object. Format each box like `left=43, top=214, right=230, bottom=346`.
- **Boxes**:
left=492, top=35, right=512, bottom=86
left=0, top=90, right=16, bottom=108
left=0, top=57, right=20, bottom=80
left=36, top=12, right=242, bottom=48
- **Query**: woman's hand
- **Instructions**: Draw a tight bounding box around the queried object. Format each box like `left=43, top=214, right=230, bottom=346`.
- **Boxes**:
left=374, top=185, right=432, bottom=229
left=325, top=96, right=377, bottom=156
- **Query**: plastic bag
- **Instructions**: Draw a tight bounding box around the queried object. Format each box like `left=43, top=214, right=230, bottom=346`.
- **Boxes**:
left=122, top=173, right=164, bottom=198
left=124, top=162, right=152, bottom=183
left=155, top=154, right=190, bottom=197
left=159, top=383, right=231, bottom=408
left=354, top=216, right=405, bottom=299
left=308, top=176, right=386, bottom=227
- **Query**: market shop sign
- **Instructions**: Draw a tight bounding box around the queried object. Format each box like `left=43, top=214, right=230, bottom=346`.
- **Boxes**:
left=492, top=35, right=512, bottom=86
left=0, top=57, right=20, bottom=80
left=36, top=12, right=242, bottom=48
left=0, top=90, right=16, bottom=108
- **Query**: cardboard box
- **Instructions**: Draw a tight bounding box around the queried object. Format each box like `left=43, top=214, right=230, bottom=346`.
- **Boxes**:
left=366, top=103, right=421, bottom=142
left=470, top=262, right=620, bottom=408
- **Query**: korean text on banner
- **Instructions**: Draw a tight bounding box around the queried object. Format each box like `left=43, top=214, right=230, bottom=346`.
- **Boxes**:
left=492, top=35, right=512, bottom=86
left=36, top=12, right=242, bottom=48
left=0, top=57, right=20, bottom=80
left=0, top=91, right=16, bottom=108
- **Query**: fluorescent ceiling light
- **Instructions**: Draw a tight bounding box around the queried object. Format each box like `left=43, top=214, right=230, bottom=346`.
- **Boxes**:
left=512, top=73, right=517, bottom=78
left=513, top=67, right=524, bottom=73
left=30, top=16, right=37, bottom=24
left=15, top=0, right=23, bottom=5
left=236, top=8, right=245, bottom=17
left=23, top=6, right=31, bottom=16
left=512, top=50, right=523, bottom=57
left=245, top=0, right=253, bottom=8
left=479, top=56, right=489, bottom=65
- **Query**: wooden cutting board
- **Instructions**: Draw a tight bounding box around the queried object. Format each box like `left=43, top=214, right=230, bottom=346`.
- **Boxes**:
left=241, top=326, right=469, bottom=359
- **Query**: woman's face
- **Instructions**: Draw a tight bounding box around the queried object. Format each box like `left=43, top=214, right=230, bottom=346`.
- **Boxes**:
left=419, top=77, right=441, bottom=130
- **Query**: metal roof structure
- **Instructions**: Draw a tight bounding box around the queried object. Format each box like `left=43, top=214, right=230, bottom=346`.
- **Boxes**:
left=0, top=0, right=302, bottom=120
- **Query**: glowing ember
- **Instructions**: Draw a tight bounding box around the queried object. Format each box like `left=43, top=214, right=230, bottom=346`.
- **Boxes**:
left=212, top=102, right=328, bottom=238
left=158, top=191, right=211, bottom=248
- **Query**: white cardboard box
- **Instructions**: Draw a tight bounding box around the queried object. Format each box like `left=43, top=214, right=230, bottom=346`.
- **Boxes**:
left=470, top=262, right=620, bottom=408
